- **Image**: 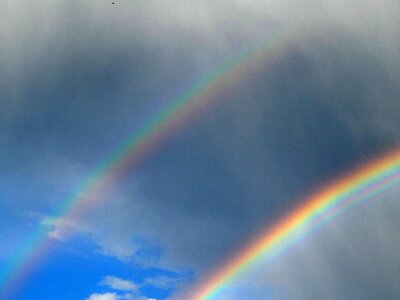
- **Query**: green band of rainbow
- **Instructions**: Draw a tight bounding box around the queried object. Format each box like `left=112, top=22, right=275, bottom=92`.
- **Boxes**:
left=190, top=149, right=400, bottom=300
left=0, top=24, right=304, bottom=298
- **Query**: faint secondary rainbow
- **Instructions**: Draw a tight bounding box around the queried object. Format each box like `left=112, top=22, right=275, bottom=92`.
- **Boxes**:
left=0, top=24, right=307, bottom=297
left=190, top=149, right=400, bottom=300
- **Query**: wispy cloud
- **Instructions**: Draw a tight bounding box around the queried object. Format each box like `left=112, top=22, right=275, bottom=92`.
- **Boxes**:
left=143, top=276, right=182, bottom=290
left=40, top=215, right=87, bottom=240
left=100, top=276, right=139, bottom=293
left=86, top=275, right=164, bottom=300
left=86, top=292, right=152, bottom=300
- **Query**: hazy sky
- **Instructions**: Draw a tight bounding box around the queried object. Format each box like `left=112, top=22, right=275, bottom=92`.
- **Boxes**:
left=1, top=1, right=400, bottom=299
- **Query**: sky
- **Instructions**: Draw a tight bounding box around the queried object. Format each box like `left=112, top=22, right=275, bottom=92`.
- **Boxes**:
left=1, top=0, right=400, bottom=299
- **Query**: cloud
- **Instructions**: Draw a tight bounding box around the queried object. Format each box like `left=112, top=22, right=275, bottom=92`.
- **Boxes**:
left=87, top=276, right=159, bottom=300
left=143, top=276, right=181, bottom=290
left=86, top=274, right=179, bottom=300
left=2, top=1, right=400, bottom=299
left=40, top=215, right=87, bottom=240
left=85, top=1, right=399, bottom=268
left=100, top=276, right=138, bottom=293
left=86, top=293, right=120, bottom=300
left=86, top=293, right=152, bottom=300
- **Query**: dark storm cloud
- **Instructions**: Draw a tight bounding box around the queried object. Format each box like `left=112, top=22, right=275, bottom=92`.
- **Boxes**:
left=1, top=0, right=220, bottom=194
left=86, top=26, right=400, bottom=276
left=2, top=1, right=400, bottom=298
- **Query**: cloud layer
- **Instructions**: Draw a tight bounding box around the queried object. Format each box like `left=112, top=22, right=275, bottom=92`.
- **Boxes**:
left=2, top=1, right=400, bottom=299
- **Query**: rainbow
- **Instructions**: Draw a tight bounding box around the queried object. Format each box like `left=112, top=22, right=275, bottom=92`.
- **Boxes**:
left=0, top=24, right=306, bottom=298
left=190, top=149, right=400, bottom=300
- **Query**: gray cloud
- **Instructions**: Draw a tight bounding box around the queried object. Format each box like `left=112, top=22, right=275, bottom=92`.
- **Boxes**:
left=2, top=0, right=400, bottom=298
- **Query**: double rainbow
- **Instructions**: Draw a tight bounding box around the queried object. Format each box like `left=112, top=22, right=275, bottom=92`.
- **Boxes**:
left=2, top=19, right=399, bottom=300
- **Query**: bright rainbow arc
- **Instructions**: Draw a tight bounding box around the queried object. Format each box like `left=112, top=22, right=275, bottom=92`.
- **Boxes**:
left=191, top=149, right=400, bottom=300
left=0, top=24, right=305, bottom=297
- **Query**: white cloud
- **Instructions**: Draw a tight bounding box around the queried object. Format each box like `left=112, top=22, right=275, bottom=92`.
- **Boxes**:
left=101, top=276, right=138, bottom=292
left=86, top=275, right=165, bottom=300
left=40, top=215, right=88, bottom=241
left=85, top=292, right=154, bottom=300
left=86, top=292, right=120, bottom=300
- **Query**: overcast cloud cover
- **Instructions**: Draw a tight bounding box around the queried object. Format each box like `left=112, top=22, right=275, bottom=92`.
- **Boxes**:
left=1, top=0, right=400, bottom=299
